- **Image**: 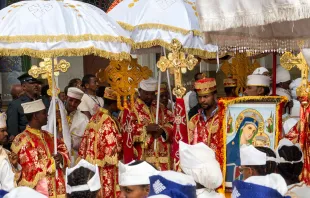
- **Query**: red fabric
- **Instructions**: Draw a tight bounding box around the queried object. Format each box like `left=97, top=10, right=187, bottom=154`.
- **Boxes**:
left=107, top=0, right=123, bottom=12
left=172, top=98, right=188, bottom=171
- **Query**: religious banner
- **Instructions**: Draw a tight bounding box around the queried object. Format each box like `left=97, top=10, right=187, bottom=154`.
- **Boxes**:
left=218, top=96, right=287, bottom=190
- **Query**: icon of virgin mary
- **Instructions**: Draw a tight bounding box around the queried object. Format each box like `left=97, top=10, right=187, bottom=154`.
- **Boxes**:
left=226, top=116, right=259, bottom=188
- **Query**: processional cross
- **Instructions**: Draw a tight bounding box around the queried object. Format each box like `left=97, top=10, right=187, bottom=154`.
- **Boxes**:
left=29, top=58, right=71, bottom=96
left=280, top=45, right=309, bottom=106
left=157, top=39, right=198, bottom=98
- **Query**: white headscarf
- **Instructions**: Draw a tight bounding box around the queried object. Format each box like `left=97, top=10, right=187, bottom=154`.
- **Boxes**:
left=139, top=77, right=158, bottom=91
left=276, top=65, right=291, bottom=84
left=179, top=141, right=223, bottom=190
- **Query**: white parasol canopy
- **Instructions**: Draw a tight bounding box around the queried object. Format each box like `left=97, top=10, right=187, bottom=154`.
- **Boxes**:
left=0, top=0, right=132, bottom=60
left=108, top=0, right=218, bottom=58
left=196, top=0, right=310, bottom=53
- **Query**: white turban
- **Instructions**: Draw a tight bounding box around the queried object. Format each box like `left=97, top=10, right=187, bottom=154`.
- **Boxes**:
left=67, top=87, right=84, bottom=100
left=246, top=75, right=270, bottom=87
left=0, top=113, right=6, bottom=128
left=276, top=65, right=291, bottom=84
left=118, top=161, right=158, bottom=186
left=252, top=67, right=269, bottom=75
left=290, top=99, right=300, bottom=118
left=276, top=87, right=292, bottom=101
left=179, top=141, right=222, bottom=190
left=240, top=145, right=266, bottom=166
left=289, top=78, right=302, bottom=99
left=139, top=77, right=158, bottom=92
left=4, top=187, right=47, bottom=198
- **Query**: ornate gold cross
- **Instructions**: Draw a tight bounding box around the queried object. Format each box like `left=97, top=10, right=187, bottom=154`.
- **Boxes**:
left=157, top=39, right=198, bottom=98
left=29, top=58, right=70, bottom=96
left=221, top=52, right=260, bottom=95
left=280, top=51, right=309, bottom=102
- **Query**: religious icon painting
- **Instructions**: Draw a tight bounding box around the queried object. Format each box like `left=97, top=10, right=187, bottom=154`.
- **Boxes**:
left=217, top=96, right=287, bottom=191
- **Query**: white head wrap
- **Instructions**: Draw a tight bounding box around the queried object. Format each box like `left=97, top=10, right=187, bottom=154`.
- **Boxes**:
left=139, top=77, right=158, bottom=91
left=290, top=99, right=300, bottom=118
left=179, top=141, right=222, bottom=190
left=276, top=138, right=304, bottom=164
left=0, top=113, right=7, bottom=128
left=289, top=78, right=302, bottom=100
left=276, top=65, right=291, bottom=84
left=3, top=187, right=47, bottom=198
left=283, top=118, right=298, bottom=135
left=67, top=87, right=84, bottom=100
left=252, top=67, right=269, bottom=75
left=276, top=87, right=292, bottom=101
left=246, top=75, right=270, bottom=87
left=245, top=173, right=288, bottom=196
left=66, top=159, right=101, bottom=194
left=240, top=145, right=267, bottom=166
left=118, top=160, right=158, bottom=186
left=21, top=99, right=46, bottom=114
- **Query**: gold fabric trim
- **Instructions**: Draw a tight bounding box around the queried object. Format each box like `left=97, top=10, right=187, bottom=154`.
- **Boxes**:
left=0, top=35, right=133, bottom=44
left=133, top=39, right=217, bottom=58
left=196, top=89, right=217, bottom=96
left=18, top=171, right=46, bottom=188
left=0, top=48, right=131, bottom=60
left=84, top=154, right=118, bottom=167
left=11, top=137, right=33, bottom=154
left=117, top=21, right=202, bottom=36
left=146, top=156, right=169, bottom=164
left=133, top=126, right=147, bottom=143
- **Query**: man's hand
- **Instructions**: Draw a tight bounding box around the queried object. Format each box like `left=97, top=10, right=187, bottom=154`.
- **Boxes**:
left=53, top=153, right=63, bottom=169
left=9, top=135, right=15, bottom=143
left=8, top=152, right=18, bottom=168
left=146, top=124, right=164, bottom=139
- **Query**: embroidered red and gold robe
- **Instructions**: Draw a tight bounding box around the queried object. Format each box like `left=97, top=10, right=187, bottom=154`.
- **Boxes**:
left=188, top=109, right=224, bottom=171
left=78, top=108, right=121, bottom=198
left=119, top=98, right=174, bottom=170
left=11, top=126, right=70, bottom=198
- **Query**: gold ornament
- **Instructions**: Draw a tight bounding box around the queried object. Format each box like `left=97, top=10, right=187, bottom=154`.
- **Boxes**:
left=97, top=58, right=152, bottom=110
left=29, top=58, right=70, bottom=96
left=221, top=53, right=260, bottom=95
left=157, top=39, right=198, bottom=98
left=280, top=45, right=309, bottom=105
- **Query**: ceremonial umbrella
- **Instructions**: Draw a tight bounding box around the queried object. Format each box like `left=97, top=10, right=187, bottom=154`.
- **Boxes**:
left=196, top=0, right=310, bottom=53
left=0, top=0, right=133, bottom=155
left=108, top=0, right=218, bottom=58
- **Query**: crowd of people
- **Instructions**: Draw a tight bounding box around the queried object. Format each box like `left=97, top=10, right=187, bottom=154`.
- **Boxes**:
left=0, top=64, right=308, bottom=198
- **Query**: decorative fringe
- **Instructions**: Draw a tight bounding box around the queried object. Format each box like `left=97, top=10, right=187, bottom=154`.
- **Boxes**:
left=133, top=39, right=218, bottom=59
left=84, top=154, right=118, bottom=167
left=0, top=34, right=133, bottom=44
left=199, top=4, right=310, bottom=31
left=0, top=47, right=131, bottom=60
left=117, top=21, right=202, bottom=36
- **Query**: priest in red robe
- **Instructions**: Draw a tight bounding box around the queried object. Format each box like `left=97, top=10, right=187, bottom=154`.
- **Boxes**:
left=11, top=99, right=70, bottom=197
left=119, top=78, right=174, bottom=171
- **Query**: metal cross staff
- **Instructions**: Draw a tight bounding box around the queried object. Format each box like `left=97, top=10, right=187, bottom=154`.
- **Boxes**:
left=28, top=58, right=70, bottom=156
left=157, top=39, right=198, bottom=99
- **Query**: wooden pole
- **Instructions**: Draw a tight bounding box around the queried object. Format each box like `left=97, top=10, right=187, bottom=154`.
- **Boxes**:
left=272, top=53, right=277, bottom=96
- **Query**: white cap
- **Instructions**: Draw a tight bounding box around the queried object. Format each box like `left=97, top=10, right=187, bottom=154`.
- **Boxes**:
left=139, top=77, right=158, bottom=92
left=246, top=75, right=270, bottom=87
left=290, top=99, right=300, bottom=118
left=283, top=118, right=298, bottom=135
left=66, top=159, right=101, bottom=194
left=179, top=141, right=222, bottom=189
left=118, top=161, right=158, bottom=186
left=3, top=187, right=47, bottom=198
left=252, top=67, right=269, bottom=75
left=0, top=113, right=7, bottom=128
left=67, top=87, right=84, bottom=100
left=276, top=138, right=303, bottom=164
left=276, top=87, right=292, bottom=101
left=245, top=173, right=288, bottom=196
left=21, top=99, right=45, bottom=114
left=240, top=145, right=267, bottom=166
left=276, top=65, right=291, bottom=84
left=289, top=78, right=302, bottom=99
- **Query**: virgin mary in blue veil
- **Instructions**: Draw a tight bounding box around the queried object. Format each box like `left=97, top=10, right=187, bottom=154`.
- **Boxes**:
left=226, top=117, right=259, bottom=188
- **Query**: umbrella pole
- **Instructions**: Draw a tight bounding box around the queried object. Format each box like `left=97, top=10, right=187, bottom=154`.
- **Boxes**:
left=51, top=58, right=57, bottom=155
left=155, top=69, right=162, bottom=152
left=164, top=47, right=174, bottom=114
left=272, top=53, right=277, bottom=96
